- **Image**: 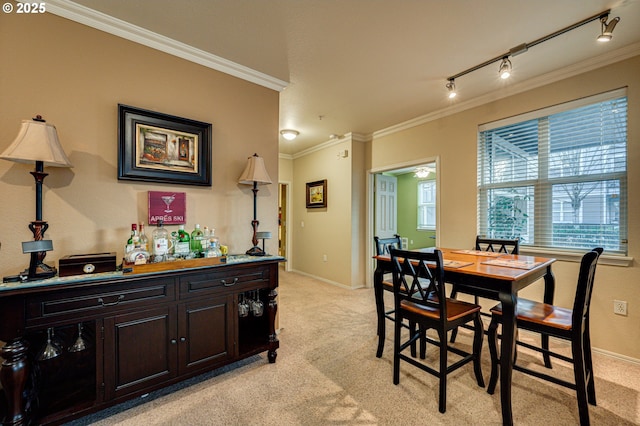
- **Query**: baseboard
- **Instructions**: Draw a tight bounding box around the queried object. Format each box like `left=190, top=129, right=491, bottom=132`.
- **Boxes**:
left=288, top=269, right=364, bottom=290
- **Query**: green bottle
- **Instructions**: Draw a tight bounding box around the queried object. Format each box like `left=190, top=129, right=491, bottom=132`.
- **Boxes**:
left=174, top=225, right=191, bottom=257
left=190, top=224, right=204, bottom=256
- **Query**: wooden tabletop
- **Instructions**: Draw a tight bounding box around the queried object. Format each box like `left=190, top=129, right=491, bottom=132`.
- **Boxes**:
left=374, top=247, right=555, bottom=282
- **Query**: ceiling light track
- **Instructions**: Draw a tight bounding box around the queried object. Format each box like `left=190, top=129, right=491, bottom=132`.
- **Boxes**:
left=445, top=9, right=618, bottom=96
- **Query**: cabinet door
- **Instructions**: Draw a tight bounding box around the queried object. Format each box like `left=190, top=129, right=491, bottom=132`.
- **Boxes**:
left=178, top=294, right=234, bottom=375
left=103, top=306, right=177, bottom=400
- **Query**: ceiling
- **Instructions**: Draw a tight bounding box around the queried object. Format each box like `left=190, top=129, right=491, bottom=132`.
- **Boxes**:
left=51, top=0, right=640, bottom=156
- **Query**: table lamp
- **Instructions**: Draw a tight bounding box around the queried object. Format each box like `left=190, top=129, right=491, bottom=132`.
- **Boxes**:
left=1, top=115, right=73, bottom=281
left=238, top=153, right=272, bottom=256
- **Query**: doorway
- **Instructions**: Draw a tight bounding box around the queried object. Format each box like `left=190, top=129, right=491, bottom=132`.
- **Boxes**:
left=278, top=182, right=291, bottom=270
left=367, top=159, right=439, bottom=286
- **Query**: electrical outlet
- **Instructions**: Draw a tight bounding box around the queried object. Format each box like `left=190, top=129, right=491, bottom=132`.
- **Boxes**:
left=613, top=300, right=627, bottom=316
left=322, top=254, right=327, bottom=262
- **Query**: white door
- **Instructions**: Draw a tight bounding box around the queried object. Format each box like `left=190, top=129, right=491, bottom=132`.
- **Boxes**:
left=375, top=174, right=398, bottom=238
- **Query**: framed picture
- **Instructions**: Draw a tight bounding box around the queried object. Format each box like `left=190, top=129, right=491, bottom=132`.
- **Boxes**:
left=118, top=104, right=212, bottom=186
left=306, top=179, right=327, bottom=208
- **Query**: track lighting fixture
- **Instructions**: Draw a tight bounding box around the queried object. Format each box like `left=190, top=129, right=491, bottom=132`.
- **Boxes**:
left=597, top=15, right=620, bottom=42
left=446, top=79, right=456, bottom=99
left=498, top=57, right=512, bottom=79
left=445, top=9, right=619, bottom=98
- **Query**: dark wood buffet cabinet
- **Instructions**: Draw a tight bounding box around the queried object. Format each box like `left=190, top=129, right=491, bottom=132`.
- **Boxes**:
left=0, top=256, right=281, bottom=425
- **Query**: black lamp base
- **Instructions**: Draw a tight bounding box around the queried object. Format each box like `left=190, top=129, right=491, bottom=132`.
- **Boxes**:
left=246, top=246, right=266, bottom=256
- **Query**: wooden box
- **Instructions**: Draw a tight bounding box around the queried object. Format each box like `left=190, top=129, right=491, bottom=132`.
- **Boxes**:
left=58, top=252, right=117, bottom=277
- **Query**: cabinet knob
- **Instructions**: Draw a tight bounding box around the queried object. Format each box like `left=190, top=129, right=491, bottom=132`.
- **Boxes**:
left=171, top=339, right=177, bottom=345
left=180, top=337, right=186, bottom=342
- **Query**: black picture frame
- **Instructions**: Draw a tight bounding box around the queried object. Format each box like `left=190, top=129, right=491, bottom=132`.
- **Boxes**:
left=118, top=104, right=212, bottom=186
left=306, top=179, right=327, bottom=208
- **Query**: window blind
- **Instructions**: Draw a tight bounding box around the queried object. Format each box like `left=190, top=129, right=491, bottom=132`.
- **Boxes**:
left=477, top=90, right=627, bottom=254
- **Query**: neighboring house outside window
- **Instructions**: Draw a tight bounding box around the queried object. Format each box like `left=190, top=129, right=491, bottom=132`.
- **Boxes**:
left=477, top=89, right=627, bottom=254
left=418, top=180, right=436, bottom=230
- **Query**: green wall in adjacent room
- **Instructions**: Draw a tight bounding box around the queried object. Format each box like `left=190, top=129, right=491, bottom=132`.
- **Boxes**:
left=396, top=172, right=436, bottom=249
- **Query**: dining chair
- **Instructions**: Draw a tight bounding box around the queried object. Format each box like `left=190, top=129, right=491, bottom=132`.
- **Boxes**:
left=449, top=236, right=519, bottom=343
left=486, top=247, right=603, bottom=425
left=374, top=234, right=403, bottom=324
left=390, top=248, right=485, bottom=413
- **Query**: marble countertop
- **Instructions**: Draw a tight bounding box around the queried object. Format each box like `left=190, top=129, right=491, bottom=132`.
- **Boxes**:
left=0, top=254, right=285, bottom=293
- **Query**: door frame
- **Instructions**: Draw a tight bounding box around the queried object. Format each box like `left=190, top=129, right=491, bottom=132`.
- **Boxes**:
left=278, top=181, right=292, bottom=271
left=365, top=156, right=440, bottom=287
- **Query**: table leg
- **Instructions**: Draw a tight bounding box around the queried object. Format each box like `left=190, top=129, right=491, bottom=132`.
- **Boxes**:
left=499, top=290, right=517, bottom=426
left=541, top=266, right=556, bottom=368
left=374, top=265, right=386, bottom=358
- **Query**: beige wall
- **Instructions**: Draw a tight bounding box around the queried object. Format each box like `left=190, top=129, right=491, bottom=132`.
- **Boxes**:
left=370, top=56, right=640, bottom=359
left=291, top=137, right=367, bottom=288
left=0, top=11, right=280, bottom=274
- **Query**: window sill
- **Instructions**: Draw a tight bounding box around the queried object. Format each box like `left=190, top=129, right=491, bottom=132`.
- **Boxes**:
left=521, top=247, right=633, bottom=267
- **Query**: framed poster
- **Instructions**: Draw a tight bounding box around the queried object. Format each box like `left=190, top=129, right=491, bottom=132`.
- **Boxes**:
left=118, top=104, right=212, bottom=186
left=306, top=179, right=327, bottom=208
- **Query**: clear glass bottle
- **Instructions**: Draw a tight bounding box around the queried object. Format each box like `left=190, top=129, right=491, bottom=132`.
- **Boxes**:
left=138, top=223, right=149, bottom=252
left=125, top=223, right=138, bottom=255
left=190, top=224, right=204, bottom=257
left=174, top=225, right=191, bottom=257
left=152, top=219, right=169, bottom=262
left=205, top=228, right=222, bottom=258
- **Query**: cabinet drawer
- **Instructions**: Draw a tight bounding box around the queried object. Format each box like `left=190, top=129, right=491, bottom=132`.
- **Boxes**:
left=180, top=264, right=270, bottom=296
left=26, top=278, right=176, bottom=322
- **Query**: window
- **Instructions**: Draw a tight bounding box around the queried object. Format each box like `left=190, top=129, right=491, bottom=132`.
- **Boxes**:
left=418, top=180, right=436, bottom=229
left=477, top=89, right=627, bottom=254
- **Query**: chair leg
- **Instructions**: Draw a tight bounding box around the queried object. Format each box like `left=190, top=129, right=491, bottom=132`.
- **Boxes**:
left=449, top=286, right=459, bottom=343
left=438, top=328, right=447, bottom=414
left=572, top=334, right=591, bottom=426
left=472, top=313, right=485, bottom=388
left=584, top=326, right=597, bottom=406
left=487, top=316, right=500, bottom=395
left=541, top=333, right=553, bottom=368
left=410, top=320, right=417, bottom=358
left=393, top=313, right=402, bottom=385
left=419, top=327, right=427, bottom=359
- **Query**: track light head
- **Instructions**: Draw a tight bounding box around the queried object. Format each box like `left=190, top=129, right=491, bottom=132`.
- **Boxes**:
left=446, top=79, right=457, bottom=99
left=597, top=15, right=620, bottom=42
left=498, top=57, right=512, bottom=79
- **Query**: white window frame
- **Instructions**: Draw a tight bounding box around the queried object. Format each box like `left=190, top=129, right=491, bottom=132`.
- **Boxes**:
left=477, top=89, right=628, bottom=258
left=417, top=180, right=436, bottom=230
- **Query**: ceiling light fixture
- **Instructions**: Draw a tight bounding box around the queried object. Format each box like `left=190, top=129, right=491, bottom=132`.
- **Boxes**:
left=280, top=129, right=299, bottom=140
left=597, top=15, right=620, bottom=42
left=498, top=57, right=512, bottom=79
left=446, top=79, right=457, bottom=99
left=445, top=9, right=618, bottom=98
left=414, top=166, right=434, bottom=178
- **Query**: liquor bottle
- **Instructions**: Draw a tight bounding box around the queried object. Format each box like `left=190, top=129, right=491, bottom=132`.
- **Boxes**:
left=138, top=223, right=149, bottom=252
left=125, top=224, right=138, bottom=254
left=190, top=224, right=204, bottom=256
left=205, top=228, right=222, bottom=258
left=174, top=225, right=191, bottom=257
left=152, top=219, right=170, bottom=261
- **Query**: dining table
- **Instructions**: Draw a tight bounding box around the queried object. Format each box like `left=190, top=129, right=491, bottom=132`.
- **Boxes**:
left=373, top=247, right=556, bottom=426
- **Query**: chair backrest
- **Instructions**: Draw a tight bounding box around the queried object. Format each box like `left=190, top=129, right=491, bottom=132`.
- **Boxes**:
left=572, top=248, right=603, bottom=329
left=475, top=236, right=519, bottom=255
left=389, top=248, right=446, bottom=318
left=374, top=234, right=402, bottom=256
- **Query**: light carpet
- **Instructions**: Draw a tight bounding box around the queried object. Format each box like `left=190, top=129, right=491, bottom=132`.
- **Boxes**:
left=66, top=269, right=640, bottom=425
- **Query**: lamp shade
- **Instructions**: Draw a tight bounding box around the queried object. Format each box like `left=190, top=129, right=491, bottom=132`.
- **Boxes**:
left=1, top=118, right=73, bottom=167
left=238, top=153, right=272, bottom=185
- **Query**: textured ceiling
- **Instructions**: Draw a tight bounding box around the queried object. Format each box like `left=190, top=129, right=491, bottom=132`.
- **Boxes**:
left=62, top=0, right=640, bottom=155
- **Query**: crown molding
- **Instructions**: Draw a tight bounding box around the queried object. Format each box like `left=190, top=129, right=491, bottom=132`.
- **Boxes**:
left=373, top=42, right=640, bottom=140
left=291, top=132, right=370, bottom=159
left=42, top=0, right=289, bottom=92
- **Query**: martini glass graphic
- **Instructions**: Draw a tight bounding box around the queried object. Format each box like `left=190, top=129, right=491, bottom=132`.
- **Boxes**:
left=161, top=194, right=176, bottom=213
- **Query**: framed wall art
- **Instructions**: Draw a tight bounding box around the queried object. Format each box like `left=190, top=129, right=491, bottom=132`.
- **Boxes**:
left=148, top=191, right=186, bottom=225
left=306, top=179, right=327, bottom=208
left=118, top=104, right=212, bottom=186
